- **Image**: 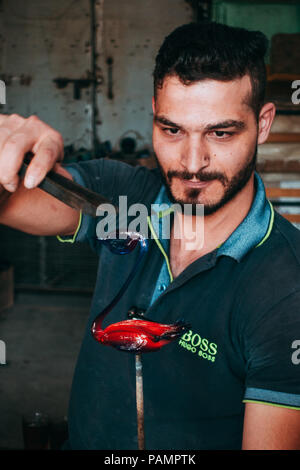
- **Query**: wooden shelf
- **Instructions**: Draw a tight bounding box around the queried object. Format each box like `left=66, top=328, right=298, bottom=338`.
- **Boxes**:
left=257, top=160, right=300, bottom=173
left=266, top=133, right=300, bottom=143
left=267, top=73, right=300, bottom=82
left=266, top=187, right=300, bottom=198
left=266, top=65, right=300, bottom=82
left=266, top=186, right=300, bottom=224
left=279, top=213, right=300, bottom=223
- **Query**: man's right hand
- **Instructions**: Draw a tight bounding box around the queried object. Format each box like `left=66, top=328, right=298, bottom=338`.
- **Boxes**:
left=0, top=114, right=64, bottom=192
left=0, top=114, right=80, bottom=237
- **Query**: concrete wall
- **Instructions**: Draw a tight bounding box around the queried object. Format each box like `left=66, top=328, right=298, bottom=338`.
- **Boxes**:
left=97, top=0, right=193, bottom=150
left=0, top=0, right=193, bottom=151
left=0, top=0, right=94, bottom=148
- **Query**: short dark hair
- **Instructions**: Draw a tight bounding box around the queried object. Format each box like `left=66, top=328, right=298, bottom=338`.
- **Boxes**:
left=153, top=22, right=269, bottom=117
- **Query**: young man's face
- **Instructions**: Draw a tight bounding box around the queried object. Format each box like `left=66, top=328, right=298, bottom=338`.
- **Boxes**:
left=152, top=75, right=263, bottom=215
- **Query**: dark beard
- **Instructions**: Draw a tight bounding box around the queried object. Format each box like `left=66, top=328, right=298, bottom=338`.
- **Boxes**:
left=154, top=146, right=257, bottom=216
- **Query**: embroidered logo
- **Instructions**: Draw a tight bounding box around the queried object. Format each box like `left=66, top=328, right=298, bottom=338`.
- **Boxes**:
left=178, top=329, right=218, bottom=363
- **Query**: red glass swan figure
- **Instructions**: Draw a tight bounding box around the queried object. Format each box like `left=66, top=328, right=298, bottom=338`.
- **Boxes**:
left=91, top=230, right=190, bottom=352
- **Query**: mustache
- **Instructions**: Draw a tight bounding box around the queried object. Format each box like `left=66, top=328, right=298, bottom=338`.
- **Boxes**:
left=167, top=170, right=228, bottom=185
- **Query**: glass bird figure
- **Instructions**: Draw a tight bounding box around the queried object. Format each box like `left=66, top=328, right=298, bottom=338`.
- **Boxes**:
left=91, top=230, right=190, bottom=352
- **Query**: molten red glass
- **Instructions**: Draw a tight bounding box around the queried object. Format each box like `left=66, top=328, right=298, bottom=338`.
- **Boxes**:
left=91, top=231, right=190, bottom=353
left=91, top=316, right=189, bottom=353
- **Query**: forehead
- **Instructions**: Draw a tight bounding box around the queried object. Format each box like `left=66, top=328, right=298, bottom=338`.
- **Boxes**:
left=154, top=75, right=253, bottom=126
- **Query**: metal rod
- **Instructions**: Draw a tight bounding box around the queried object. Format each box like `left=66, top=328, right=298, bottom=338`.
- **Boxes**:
left=135, top=353, right=145, bottom=450
left=19, top=154, right=118, bottom=217
left=39, top=236, right=47, bottom=287
left=90, top=0, right=97, bottom=158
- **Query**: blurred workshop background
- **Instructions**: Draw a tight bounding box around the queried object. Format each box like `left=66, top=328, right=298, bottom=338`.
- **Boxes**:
left=0, top=0, right=300, bottom=449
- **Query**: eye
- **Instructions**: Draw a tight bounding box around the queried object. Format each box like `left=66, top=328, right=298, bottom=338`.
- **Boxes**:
left=213, top=130, right=234, bottom=139
left=162, top=127, right=180, bottom=136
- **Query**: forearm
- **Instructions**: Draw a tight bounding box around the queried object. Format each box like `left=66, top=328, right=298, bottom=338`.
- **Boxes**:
left=242, top=402, right=300, bottom=450
left=0, top=167, right=80, bottom=236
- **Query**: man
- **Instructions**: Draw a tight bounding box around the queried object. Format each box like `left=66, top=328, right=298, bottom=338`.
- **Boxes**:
left=0, top=21, right=300, bottom=450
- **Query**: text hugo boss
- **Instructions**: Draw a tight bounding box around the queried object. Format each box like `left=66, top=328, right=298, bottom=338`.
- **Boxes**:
left=179, top=330, right=218, bottom=362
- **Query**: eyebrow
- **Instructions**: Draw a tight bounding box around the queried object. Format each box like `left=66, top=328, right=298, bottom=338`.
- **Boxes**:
left=154, top=115, right=246, bottom=131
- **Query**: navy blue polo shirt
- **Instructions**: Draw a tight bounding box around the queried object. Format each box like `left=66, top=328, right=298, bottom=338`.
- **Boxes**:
left=59, top=158, right=300, bottom=450
left=149, top=170, right=273, bottom=304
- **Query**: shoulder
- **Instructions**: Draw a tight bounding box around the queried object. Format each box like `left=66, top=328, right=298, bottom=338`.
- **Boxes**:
left=66, top=158, right=161, bottom=186
left=233, top=211, right=300, bottom=322
left=65, top=158, right=163, bottom=206
left=272, top=210, right=300, bottom=264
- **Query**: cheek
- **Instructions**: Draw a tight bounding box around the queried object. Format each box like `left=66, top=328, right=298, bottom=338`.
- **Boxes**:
left=210, top=140, right=252, bottom=174
left=153, top=133, right=171, bottom=165
left=152, top=129, right=163, bottom=156
left=153, top=132, right=183, bottom=167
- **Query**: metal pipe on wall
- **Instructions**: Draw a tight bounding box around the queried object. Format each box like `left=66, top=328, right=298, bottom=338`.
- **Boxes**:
left=90, top=0, right=97, bottom=158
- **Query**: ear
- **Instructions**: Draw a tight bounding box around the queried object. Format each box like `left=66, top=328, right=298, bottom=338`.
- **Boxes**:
left=257, top=102, right=276, bottom=144
left=152, top=96, right=156, bottom=114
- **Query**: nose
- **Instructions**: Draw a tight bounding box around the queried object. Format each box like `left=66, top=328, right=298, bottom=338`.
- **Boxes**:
left=180, top=134, right=210, bottom=174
